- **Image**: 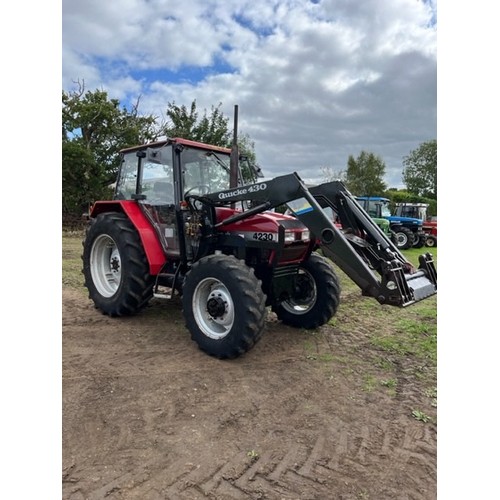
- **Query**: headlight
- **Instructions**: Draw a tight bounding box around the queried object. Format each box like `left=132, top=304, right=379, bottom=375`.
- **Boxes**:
left=284, top=229, right=310, bottom=242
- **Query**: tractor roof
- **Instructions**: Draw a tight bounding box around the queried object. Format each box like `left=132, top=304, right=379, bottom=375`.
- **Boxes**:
left=120, top=137, right=232, bottom=155
left=355, top=196, right=390, bottom=202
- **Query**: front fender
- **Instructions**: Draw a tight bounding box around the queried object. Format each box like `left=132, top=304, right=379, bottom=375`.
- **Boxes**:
left=90, top=201, right=166, bottom=275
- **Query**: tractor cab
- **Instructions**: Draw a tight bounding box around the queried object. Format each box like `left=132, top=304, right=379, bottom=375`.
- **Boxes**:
left=115, top=139, right=234, bottom=204
left=395, top=203, right=429, bottom=221
left=113, top=139, right=237, bottom=258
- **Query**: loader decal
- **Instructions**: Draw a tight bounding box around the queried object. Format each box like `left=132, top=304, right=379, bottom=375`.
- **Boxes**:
left=217, top=182, right=267, bottom=200
left=287, top=198, right=314, bottom=216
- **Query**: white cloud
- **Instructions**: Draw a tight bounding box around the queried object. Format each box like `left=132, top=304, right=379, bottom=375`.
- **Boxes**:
left=62, top=0, right=436, bottom=188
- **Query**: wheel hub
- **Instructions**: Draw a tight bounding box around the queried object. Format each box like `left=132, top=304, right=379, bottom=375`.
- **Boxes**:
left=110, top=252, right=120, bottom=273
left=192, top=279, right=235, bottom=340
left=207, top=296, right=226, bottom=318
left=281, top=269, right=317, bottom=314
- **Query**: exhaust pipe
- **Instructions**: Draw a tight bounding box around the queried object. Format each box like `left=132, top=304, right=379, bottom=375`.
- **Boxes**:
left=230, top=104, right=239, bottom=188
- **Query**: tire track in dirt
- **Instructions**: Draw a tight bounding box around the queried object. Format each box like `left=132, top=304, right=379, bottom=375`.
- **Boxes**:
left=63, top=417, right=436, bottom=499
left=63, top=288, right=436, bottom=499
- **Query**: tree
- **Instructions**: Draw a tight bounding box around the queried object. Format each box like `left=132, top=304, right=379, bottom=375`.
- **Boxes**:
left=62, top=82, right=157, bottom=218
left=161, top=100, right=231, bottom=146
left=321, top=166, right=346, bottom=183
left=344, top=151, right=387, bottom=196
left=62, top=141, right=110, bottom=217
left=62, top=90, right=258, bottom=221
left=161, top=100, right=258, bottom=181
left=402, top=140, right=437, bottom=199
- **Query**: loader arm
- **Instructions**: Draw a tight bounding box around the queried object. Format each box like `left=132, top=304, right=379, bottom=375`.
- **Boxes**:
left=195, top=172, right=436, bottom=307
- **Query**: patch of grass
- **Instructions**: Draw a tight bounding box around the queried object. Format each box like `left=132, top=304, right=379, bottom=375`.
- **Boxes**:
left=369, top=314, right=436, bottom=366
left=395, top=318, right=437, bottom=362
left=370, top=335, right=412, bottom=356
left=374, top=357, right=395, bottom=371
left=304, top=340, right=317, bottom=360
left=380, top=378, right=397, bottom=396
left=381, top=378, right=397, bottom=388
left=305, top=351, right=336, bottom=364
left=320, top=252, right=436, bottom=389
left=362, top=374, right=377, bottom=392
left=62, top=234, right=85, bottom=289
left=318, top=353, right=334, bottom=362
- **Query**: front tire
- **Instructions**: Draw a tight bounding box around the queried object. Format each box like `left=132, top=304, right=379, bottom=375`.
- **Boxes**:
left=272, top=253, right=341, bottom=329
left=82, top=212, right=154, bottom=316
left=393, top=227, right=415, bottom=250
left=182, top=254, right=267, bottom=359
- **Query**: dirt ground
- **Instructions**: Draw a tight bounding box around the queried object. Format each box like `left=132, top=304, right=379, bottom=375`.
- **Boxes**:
left=62, top=284, right=436, bottom=500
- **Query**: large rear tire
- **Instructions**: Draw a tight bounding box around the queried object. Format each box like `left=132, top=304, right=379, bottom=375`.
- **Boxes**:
left=182, top=254, right=267, bottom=359
left=412, top=235, right=425, bottom=248
left=272, top=253, right=341, bottom=329
left=82, top=212, right=154, bottom=316
left=393, top=227, right=415, bottom=250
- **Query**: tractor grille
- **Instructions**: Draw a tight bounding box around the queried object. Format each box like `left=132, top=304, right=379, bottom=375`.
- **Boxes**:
left=278, top=243, right=309, bottom=264
left=273, top=264, right=299, bottom=278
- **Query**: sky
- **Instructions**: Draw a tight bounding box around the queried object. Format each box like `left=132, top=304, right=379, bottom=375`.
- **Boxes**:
left=62, top=0, right=437, bottom=189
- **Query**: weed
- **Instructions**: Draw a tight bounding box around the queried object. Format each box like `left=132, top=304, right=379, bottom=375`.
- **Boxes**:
left=411, top=410, right=431, bottom=423
left=381, top=378, right=397, bottom=388
left=380, top=378, right=397, bottom=396
left=424, top=387, right=437, bottom=407
left=424, top=387, right=437, bottom=398
left=247, top=450, right=259, bottom=462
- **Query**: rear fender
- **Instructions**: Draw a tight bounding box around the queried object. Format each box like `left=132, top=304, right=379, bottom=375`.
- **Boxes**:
left=90, top=201, right=166, bottom=275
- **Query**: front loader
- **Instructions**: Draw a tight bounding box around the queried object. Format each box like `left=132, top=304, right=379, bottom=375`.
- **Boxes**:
left=198, top=174, right=436, bottom=306
left=82, top=115, right=436, bottom=359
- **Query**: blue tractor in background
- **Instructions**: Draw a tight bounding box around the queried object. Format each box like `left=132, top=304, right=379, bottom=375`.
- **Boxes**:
left=355, top=196, right=426, bottom=250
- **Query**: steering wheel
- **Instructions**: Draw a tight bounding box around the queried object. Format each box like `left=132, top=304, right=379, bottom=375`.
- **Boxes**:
left=184, top=184, right=210, bottom=197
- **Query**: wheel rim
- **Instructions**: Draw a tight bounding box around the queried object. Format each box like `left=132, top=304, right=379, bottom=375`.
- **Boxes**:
left=90, top=234, right=122, bottom=297
left=426, top=237, right=436, bottom=247
left=281, top=269, right=317, bottom=315
left=396, top=232, right=408, bottom=247
left=192, top=278, right=235, bottom=339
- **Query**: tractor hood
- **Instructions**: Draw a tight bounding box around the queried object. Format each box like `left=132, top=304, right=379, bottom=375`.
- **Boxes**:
left=215, top=207, right=306, bottom=233
left=387, top=215, right=423, bottom=226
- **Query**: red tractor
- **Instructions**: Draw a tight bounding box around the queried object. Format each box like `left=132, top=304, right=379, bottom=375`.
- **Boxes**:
left=82, top=110, right=437, bottom=359
left=423, top=216, right=437, bottom=247
left=394, top=203, right=437, bottom=247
